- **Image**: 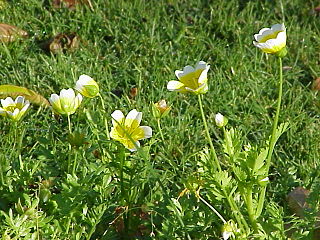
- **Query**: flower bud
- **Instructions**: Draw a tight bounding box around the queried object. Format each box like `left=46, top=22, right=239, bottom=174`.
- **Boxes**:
left=221, top=220, right=238, bottom=240
left=75, top=74, right=99, bottom=98
left=257, top=176, right=269, bottom=187
left=152, top=100, right=171, bottom=119
left=215, top=113, right=228, bottom=128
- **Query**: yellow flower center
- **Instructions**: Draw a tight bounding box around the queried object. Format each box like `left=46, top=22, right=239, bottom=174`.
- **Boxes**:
left=259, top=30, right=282, bottom=43
left=113, top=119, right=144, bottom=142
left=179, top=69, right=204, bottom=90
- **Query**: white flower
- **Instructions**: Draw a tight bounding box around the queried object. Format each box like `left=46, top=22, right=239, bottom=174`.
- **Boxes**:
left=167, top=61, right=210, bottom=94
left=110, top=109, right=152, bottom=151
left=0, top=96, right=30, bottom=121
left=49, top=88, right=82, bottom=115
left=75, top=74, right=99, bottom=98
left=253, top=23, right=286, bottom=54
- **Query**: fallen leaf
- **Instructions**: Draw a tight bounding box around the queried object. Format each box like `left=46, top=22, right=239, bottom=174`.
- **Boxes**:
left=0, top=85, right=50, bottom=107
left=312, top=77, right=320, bottom=91
left=287, top=187, right=310, bottom=218
left=282, top=66, right=292, bottom=71
left=129, top=87, right=138, bottom=98
left=52, top=0, right=93, bottom=10
left=287, top=187, right=320, bottom=239
left=0, top=23, right=28, bottom=43
left=41, top=33, right=79, bottom=54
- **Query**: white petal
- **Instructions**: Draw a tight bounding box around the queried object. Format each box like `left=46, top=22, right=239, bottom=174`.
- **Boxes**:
left=275, top=31, right=286, bottom=44
left=78, top=74, right=93, bottom=83
left=175, top=65, right=195, bottom=79
left=11, top=108, right=20, bottom=117
left=223, top=231, right=232, bottom=240
left=254, top=28, right=271, bottom=42
left=111, top=110, right=125, bottom=125
left=60, top=88, right=75, bottom=99
left=254, top=24, right=286, bottom=43
left=49, top=94, right=60, bottom=104
left=76, top=75, right=94, bottom=89
left=140, top=126, right=152, bottom=139
left=174, top=70, right=184, bottom=79
left=195, top=61, right=208, bottom=71
left=20, top=102, right=30, bottom=113
left=75, top=93, right=83, bottom=106
left=1, top=97, right=14, bottom=108
left=15, top=96, right=25, bottom=105
left=167, top=80, right=185, bottom=91
left=126, top=109, right=142, bottom=125
left=198, top=65, right=210, bottom=84
left=271, top=23, right=286, bottom=32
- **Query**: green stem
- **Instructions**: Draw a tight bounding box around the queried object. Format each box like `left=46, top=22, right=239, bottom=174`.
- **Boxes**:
left=199, top=196, right=226, bottom=224
left=0, top=155, right=5, bottom=186
left=120, top=151, right=126, bottom=205
left=246, top=187, right=259, bottom=233
left=197, top=95, right=221, bottom=172
left=67, top=114, right=72, bottom=173
left=72, top=149, right=78, bottom=176
left=99, top=93, right=110, bottom=140
left=67, top=114, right=72, bottom=134
left=222, top=188, right=250, bottom=233
left=157, top=118, right=165, bottom=141
left=256, top=57, right=283, bottom=218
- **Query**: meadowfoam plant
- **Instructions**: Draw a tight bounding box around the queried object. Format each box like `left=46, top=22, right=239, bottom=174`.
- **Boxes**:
left=168, top=23, right=289, bottom=239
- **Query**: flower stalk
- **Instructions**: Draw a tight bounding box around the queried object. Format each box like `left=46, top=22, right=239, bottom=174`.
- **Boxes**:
left=256, top=56, right=284, bottom=218
left=98, top=93, right=110, bottom=140
left=198, top=95, right=221, bottom=172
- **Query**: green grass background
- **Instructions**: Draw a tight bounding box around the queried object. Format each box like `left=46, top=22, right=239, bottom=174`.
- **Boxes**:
left=0, top=0, right=319, bottom=239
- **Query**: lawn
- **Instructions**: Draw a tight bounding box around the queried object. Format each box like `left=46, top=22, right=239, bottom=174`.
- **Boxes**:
left=0, top=0, right=319, bottom=239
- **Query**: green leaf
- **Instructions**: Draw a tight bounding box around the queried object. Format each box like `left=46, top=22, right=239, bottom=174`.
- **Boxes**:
left=274, top=122, right=289, bottom=143
left=254, top=148, right=268, bottom=172
left=0, top=84, right=50, bottom=106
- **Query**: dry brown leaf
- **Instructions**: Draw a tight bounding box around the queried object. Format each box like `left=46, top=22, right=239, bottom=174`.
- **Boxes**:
left=312, top=77, right=320, bottom=91
left=52, top=0, right=93, bottom=10
left=287, top=187, right=310, bottom=218
left=0, top=23, right=28, bottom=43
left=287, top=187, right=320, bottom=239
left=129, top=87, right=138, bottom=98
left=41, top=33, right=79, bottom=54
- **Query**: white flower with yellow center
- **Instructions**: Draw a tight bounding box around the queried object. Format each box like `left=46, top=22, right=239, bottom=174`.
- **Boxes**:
left=0, top=96, right=30, bottom=121
left=49, top=88, right=82, bottom=115
left=110, top=109, right=152, bottom=151
left=167, top=61, right=210, bottom=94
left=75, top=74, right=99, bottom=98
left=253, top=23, right=286, bottom=55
